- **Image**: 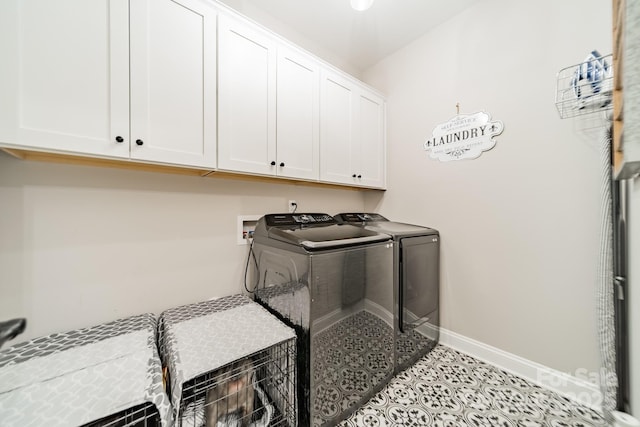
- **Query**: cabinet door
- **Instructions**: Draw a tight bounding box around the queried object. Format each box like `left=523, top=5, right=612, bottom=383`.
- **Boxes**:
left=130, top=0, right=216, bottom=168
left=218, top=14, right=277, bottom=175
left=276, top=47, right=319, bottom=180
left=319, top=70, right=357, bottom=185
left=0, top=0, right=129, bottom=158
left=356, top=90, right=386, bottom=189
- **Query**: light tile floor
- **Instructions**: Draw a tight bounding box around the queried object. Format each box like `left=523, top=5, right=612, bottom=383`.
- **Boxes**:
left=340, top=345, right=608, bottom=427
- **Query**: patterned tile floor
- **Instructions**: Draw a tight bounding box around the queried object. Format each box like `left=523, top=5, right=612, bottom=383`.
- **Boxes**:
left=312, top=311, right=395, bottom=426
left=396, top=327, right=437, bottom=369
left=340, top=345, right=608, bottom=427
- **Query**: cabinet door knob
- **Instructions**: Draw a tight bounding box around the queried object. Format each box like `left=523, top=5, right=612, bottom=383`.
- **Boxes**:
left=357, top=174, right=362, bottom=178
left=279, top=162, right=285, bottom=167
left=270, top=161, right=276, bottom=166
left=115, top=136, right=124, bottom=143
left=352, top=174, right=357, bottom=178
left=136, top=139, right=144, bottom=146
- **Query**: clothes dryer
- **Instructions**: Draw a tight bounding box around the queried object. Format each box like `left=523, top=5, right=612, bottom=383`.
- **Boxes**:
left=335, top=213, right=439, bottom=372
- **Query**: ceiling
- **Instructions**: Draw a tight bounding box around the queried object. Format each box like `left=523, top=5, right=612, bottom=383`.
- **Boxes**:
left=217, top=0, right=481, bottom=73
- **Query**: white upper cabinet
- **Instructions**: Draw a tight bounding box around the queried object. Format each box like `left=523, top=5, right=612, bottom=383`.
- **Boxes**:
left=320, top=70, right=356, bottom=185
left=0, top=0, right=130, bottom=158
left=320, top=69, right=386, bottom=189
left=130, top=0, right=217, bottom=168
left=218, top=14, right=277, bottom=175
left=218, top=15, right=319, bottom=180
left=0, top=1, right=384, bottom=187
left=276, top=46, right=320, bottom=180
left=356, top=91, right=386, bottom=188
left=0, top=0, right=217, bottom=169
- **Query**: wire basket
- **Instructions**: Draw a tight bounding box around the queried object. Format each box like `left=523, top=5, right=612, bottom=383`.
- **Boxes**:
left=556, top=53, right=613, bottom=119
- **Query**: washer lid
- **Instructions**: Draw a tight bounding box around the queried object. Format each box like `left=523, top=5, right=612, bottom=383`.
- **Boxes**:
left=258, top=213, right=391, bottom=249
left=268, top=224, right=390, bottom=249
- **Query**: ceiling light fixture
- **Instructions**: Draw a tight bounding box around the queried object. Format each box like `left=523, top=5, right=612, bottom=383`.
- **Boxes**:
left=350, top=0, right=374, bottom=11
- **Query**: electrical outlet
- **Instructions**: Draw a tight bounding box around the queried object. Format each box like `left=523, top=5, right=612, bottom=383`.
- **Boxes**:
left=288, top=200, right=297, bottom=213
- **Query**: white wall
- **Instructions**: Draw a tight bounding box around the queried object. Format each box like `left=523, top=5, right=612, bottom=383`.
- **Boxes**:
left=363, top=0, right=611, bottom=375
left=0, top=152, right=366, bottom=343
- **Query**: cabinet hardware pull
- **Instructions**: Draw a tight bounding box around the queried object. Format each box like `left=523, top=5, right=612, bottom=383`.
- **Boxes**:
left=279, top=162, right=285, bottom=167
left=136, top=139, right=144, bottom=146
left=352, top=174, right=357, bottom=178
left=115, top=136, right=124, bottom=143
left=270, top=161, right=276, bottom=166
left=357, top=174, right=362, bottom=178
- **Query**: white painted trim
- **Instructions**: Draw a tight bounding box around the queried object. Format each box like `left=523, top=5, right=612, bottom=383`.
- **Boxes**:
left=439, top=328, right=604, bottom=413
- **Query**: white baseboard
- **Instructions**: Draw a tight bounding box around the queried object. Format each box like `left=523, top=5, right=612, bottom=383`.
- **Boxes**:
left=439, top=328, right=604, bottom=413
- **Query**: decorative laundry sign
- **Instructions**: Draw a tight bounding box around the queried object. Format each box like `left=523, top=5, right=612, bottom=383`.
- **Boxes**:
left=424, top=112, right=504, bottom=162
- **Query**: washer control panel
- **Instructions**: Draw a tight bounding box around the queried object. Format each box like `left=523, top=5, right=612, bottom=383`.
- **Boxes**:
left=265, top=213, right=336, bottom=227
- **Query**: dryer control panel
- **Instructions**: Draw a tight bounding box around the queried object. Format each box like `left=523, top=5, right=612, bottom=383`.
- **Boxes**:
left=334, top=213, right=388, bottom=223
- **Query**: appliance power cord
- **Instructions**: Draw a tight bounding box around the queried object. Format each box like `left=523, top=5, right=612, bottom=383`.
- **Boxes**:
left=243, top=238, right=260, bottom=294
